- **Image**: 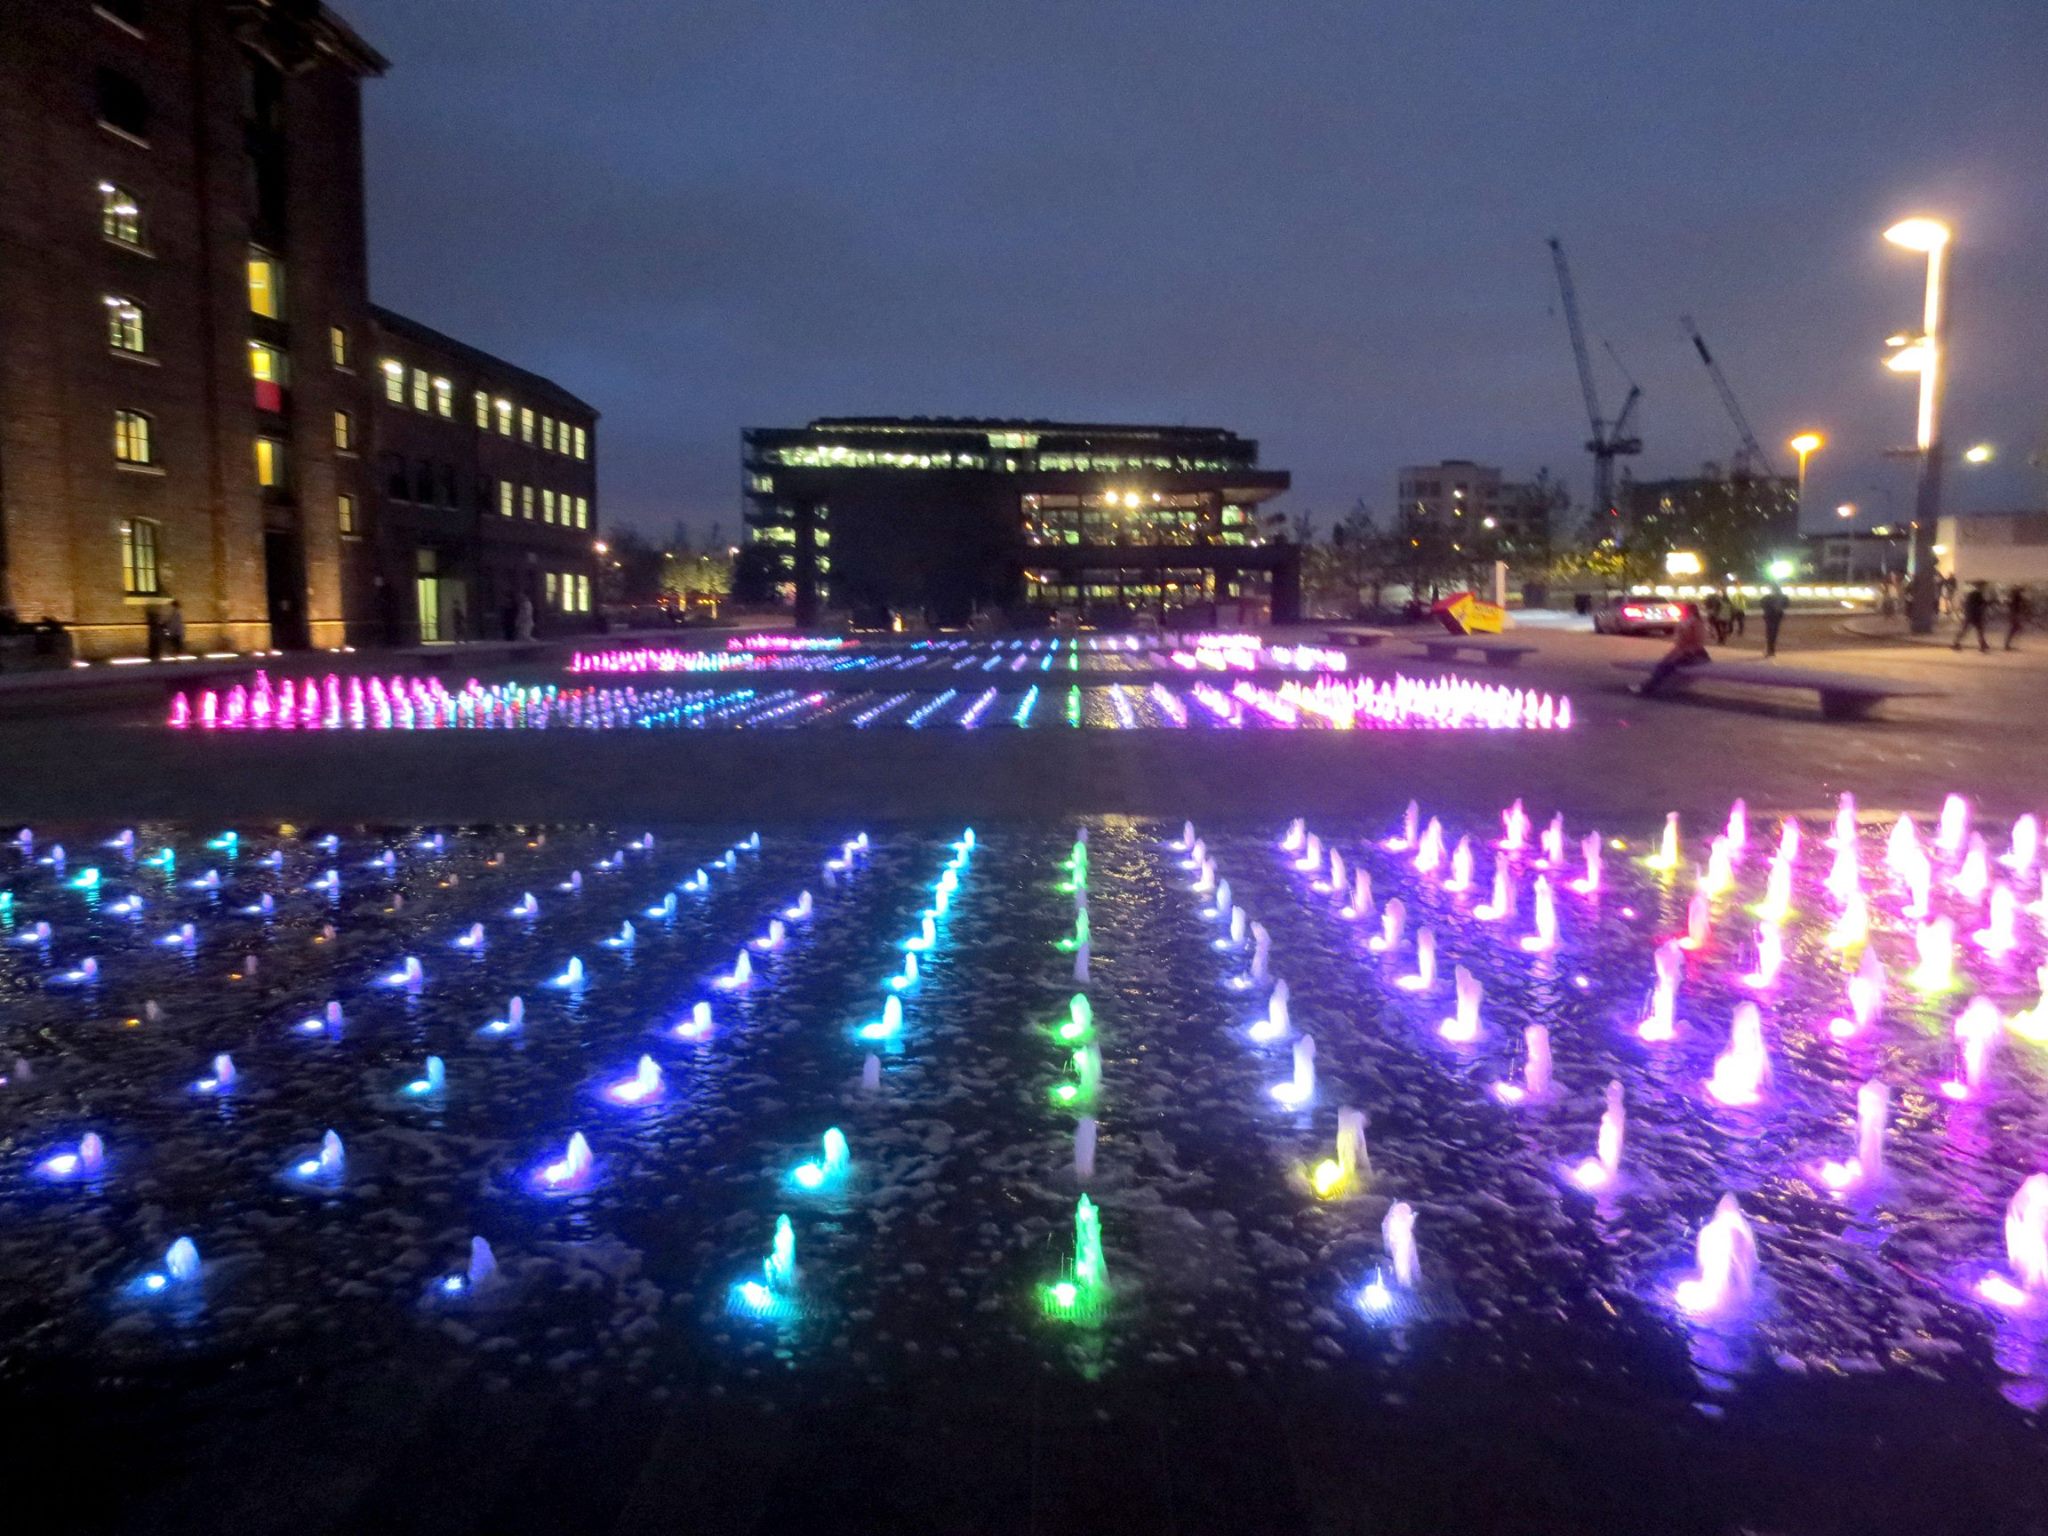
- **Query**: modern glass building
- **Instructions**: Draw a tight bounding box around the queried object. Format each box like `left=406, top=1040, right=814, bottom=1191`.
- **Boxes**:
left=742, top=418, right=1294, bottom=627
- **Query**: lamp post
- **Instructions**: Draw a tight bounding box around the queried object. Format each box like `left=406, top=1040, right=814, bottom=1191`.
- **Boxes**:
left=1882, top=216, right=1951, bottom=633
left=1788, top=432, right=1824, bottom=512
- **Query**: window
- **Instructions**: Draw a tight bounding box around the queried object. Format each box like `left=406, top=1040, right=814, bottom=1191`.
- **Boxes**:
left=498, top=481, right=513, bottom=517
left=440, top=462, right=458, bottom=507
left=474, top=391, right=489, bottom=429
left=254, top=435, right=287, bottom=489
left=495, top=398, right=513, bottom=436
left=338, top=493, right=360, bottom=536
left=381, top=358, right=404, bottom=402
left=329, top=325, right=349, bottom=368
left=519, top=406, right=534, bottom=444
left=413, top=460, right=434, bottom=502
left=543, top=489, right=556, bottom=524
left=382, top=452, right=407, bottom=498
left=120, top=517, right=161, bottom=596
left=96, top=68, right=150, bottom=141
left=248, top=341, right=284, bottom=382
left=247, top=251, right=283, bottom=318
left=521, top=484, right=535, bottom=519
left=576, top=573, right=591, bottom=612
left=411, top=368, right=429, bottom=413
left=575, top=495, right=589, bottom=530
left=333, top=410, right=354, bottom=451
left=542, top=416, right=555, bottom=453
left=99, top=183, right=143, bottom=247
left=114, top=409, right=152, bottom=465
left=432, top=377, right=452, bottom=418
left=105, top=296, right=145, bottom=353
left=574, top=426, right=588, bottom=460
left=545, top=571, right=559, bottom=607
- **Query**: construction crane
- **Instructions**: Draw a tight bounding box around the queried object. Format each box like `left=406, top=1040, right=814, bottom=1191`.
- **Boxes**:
left=1681, top=315, right=1776, bottom=480
left=1547, top=238, right=1642, bottom=526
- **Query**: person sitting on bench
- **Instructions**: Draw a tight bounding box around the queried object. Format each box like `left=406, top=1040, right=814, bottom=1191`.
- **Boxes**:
left=1637, top=602, right=1711, bottom=695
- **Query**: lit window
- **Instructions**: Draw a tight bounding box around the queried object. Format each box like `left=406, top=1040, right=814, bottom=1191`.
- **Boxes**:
left=432, top=377, right=452, bottom=418
left=474, top=390, right=489, bottom=429
left=333, top=410, right=354, bottom=451
left=543, top=489, right=556, bottom=524
left=248, top=342, right=285, bottom=382
left=575, top=495, right=589, bottom=529
left=519, top=407, right=534, bottom=444
left=338, top=493, right=360, bottom=535
left=105, top=296, right=145, bottom=353
left=545, top=571, right=559, bottom=606
left=576, top=573, right=590, bottom=612
left=521, top=485, right=534, bottom=520
left=247, top=251, right=283, bottom=318
left=120, top=517, right=161, bottom=595
left=254, top=435, right=287, bottom=489
left=411, top=368, right=429, bottom=412
left=498, top=481, right=513, bottom=517
left=574, top=426, right=588, bottom=460
left=329, top=325, right=349, bottom=368
left=542, top=417, right=555, bottom=453
left=495, top=398, right=513, bottom=436
left=113, top=409, right=152, bottom=465
left=381, top=358, right=404, bottom=403
left=99, top=183, right=142, bottom=247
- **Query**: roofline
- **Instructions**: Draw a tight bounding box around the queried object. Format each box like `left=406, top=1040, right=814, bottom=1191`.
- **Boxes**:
left=791, top=417, right=1248, bottom=440
left=368, top=305, right=599, bottom=418
left=314, top=3, right=389, bottom=75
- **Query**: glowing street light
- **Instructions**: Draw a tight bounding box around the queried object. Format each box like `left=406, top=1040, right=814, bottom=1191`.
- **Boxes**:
left=1789, top=432, right=1824, bottom=509
left=1836, top=502, right=1857, bottom=520
left=1964, top=443, right=1995, bottom=465
left=1882, top=215, right=1952, bottom=633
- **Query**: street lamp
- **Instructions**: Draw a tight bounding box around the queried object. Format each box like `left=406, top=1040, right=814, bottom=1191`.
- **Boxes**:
left=1882, top=215, right=1951, bottom=633
left=1964, top=443, right=1995, bottom=464
left=1788, top=432, right=1824, bottom=510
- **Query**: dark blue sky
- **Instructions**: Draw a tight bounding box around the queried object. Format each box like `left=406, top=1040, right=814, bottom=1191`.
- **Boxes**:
left=348, top=0, right=2048, bottom=543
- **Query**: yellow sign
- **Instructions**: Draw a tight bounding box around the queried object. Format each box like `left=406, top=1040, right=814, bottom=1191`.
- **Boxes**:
left=1435, top=591, right=1506, bottom=635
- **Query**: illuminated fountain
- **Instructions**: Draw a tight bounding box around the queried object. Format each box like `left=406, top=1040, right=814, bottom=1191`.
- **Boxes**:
left=1439, top=965, right=1483, bottom=1044
left=1937, top=792, right=1970, bottom=860
left=1270, top=1036, right=1316, bottom=1108
left=1042, top=1195, right=1109, bottom=1322
left=1340, top=868, right=1374, bottom=920
left=858, top=996, right=905, bottom=1042
left=481, top=995, right=525, bottom=1038
left=1828, top=951, right=1885, bottom=1040
left=1910, top=918, right=1957, bottom=992
left=1054, top=1044, right=1101, bottom=1107
left=437, top=1237, right=498, bottom=1299
left=1540, top=812, right=1565, bottom=867
left=297, top=999, right=345, bottom=1037
left=289, top=1130, right=347, bottom=1185
left=1570, top=832, right=1602, bottom=895
left=1383, top=1201, right=1420, bottom=1288
left=1827, top=887, right=1870, bottom=950
left=1445, top=837, right=1475, bottom=894
left=1976, top=884, right=2019, bottom=956
left=1646, top=813, right=1681, bottom=873
left=1519, top=876, right=1558, bottom=953
left=534, top=1131, right=594, bottom=1193
left=1978, top=1175, right=2048, bottom=1310
left=1500, top=798, right=1530, bottom=852
left=791, top=1128, right=851, bottom=1190
left=1886, top=813, right=1920, bottom=878
left=1740, top=922, right=1784, bottom=988
left=1074, top=1117, right=1098, bottom=1183
left=1942, top=997, right=2002, bottom=1100
left=1700, top=836, right=1735, bottom=898
left=1754, top=855, right=1794, bottom=925
left=1674, top=1195, right=1760, bottom=1316
left=1473, top=859, right=1514, bottom=922
left=1311, top=1107, right=1370, bottom=1198
left=1955, top=835, right=1991, bottom=904
left=193, top=1053, right=236, bottom=1095
left=1493, top=1024, right=1554, bottom=1105
left=712, top=950, right=751, bottom=991
left=1816, top=1080, right=1890, bottom=1192
left=1677, top=889, right=1711, bottom=951
left=1279, top=818, right=1305, bottom=854
left=1369, top=898, right=1406, bottom=955
left=1057, top=993, right=1094, bottom=1043
left=730, top=1215, right=800, bottom=1322
left=1250, top=980, right=1290, bottom=1043
left=1294, top=833, right=1324, bottom=874
left=602, top=1054, right=665, bottom=1106
left=750, top=918, right=786, bottom=953
left=784, top=890, right=814, bottom=921
left=1705, top=1004, right=1770, bottom=1106
left=37, top=1133, right=106, bottom=1181
left=1396, top=928, right=1437, bottom=992
left=2004, top=814, right=2040, bottom=876
left=861, top=1054, right=882, bottom=1091
left=1568, top=1081, right=1626, bottom=1191
left=887, top=951, right=921, bottom=992
left=401, top=1056, right=447, bottom=1099
left=454, top=922, right=486, bottom=951
left=1414, top=818, right=1443, bottom=875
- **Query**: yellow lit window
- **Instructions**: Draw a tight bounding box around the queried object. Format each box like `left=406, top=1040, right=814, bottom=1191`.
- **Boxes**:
left=520, top=406, right=534, bottom=444
left=542, top=416, right=555, bottom=452
left=334, top=410, right=354, bottom=451
left=521, top=484, right=534, bottom=519
left=545, top=571, right=559, bottom=606
left=474, top=390, right=489, bottom=429
left=382, top=359, right=404, bottom=402
left=574, top=426, right=587, bottom=460
left=499, top=481, right=514, bottom=517
left=254, top=435, right=286, bottom=488
left=249, top=342, right=284, bottom=382
left=495, top=398, right=513, bottom=436
left=338, top=492, right=360, bottom=535
left=432, top=377, right=452, bottom=418
left=411, top=368, right=429, bottom=412
left=247, top=252, right=283, bottom=318
left=575, top=495, right=589, bottom=529
left=100, top=183, right=143, bottom=247
left=105, top=296, right=145, bottom=352
left=329, top=325, right=349, bottom=368
left=114, top=408, right=152, bottom=465
left=542, top=489, right=556, bottom=524
left=120, top=517, right=161, bottom=595
left=576, top=573, right=590, bottom=612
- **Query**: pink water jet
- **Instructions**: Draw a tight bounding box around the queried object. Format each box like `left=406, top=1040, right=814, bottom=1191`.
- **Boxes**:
left=1816, top=1080, right=1889, bottom=1192
left=1829, top=949, right=1886, bottom=1040
left=1539, top=813, right=1565, bottom=868
left=1937, top=793, right=1971, bottom=860
left=1677, top=888, right=1711, bottom=951
left=1740, top=922, right=1784, bottom=989
left=1725, top=798, right=1748, bottom=854
left=1638, top=940, right=1684, bottom=1043
left=1646, top=813, right=1681, bottom=873
left=1473, top=859, right=1514, bottom=923
left=1570, top=832, right=1602, bottom=895
left=1493, top=1024, right=1553, bottom=1105
left=1519, top=876, right=1558, bottom=952
left=1340, top=869, right=1374, bottom=921
left=1444, top=836, right=1475, bottom=894
left=1384, top=800, right=1419, bottom=853
left=1977, top=884, right=2020, bottom=956
left=1675, top=1195, right=1759, bottom=1316
left=1414, top=819, right=1444, bottom=877
left=1438, top=966, right=1483, bottom=1044
left=1395, top=928, right=1437, bottom=992
left=1941, top=997, right=2002, bottom=1100
left=1705, top=1003, right=1769, bottom=1106
left=1368, top=898, right=1406, bottom=955
left=1499, top=798, right=1530, bottom=852
left=2003, top=814, right=2040, bottom=877
left=1568, top=1080, right=1626, bottom=1190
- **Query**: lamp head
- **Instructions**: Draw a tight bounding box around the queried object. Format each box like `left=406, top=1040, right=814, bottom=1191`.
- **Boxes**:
left=1789, top=433, right=1823, bottom=457
left=1883, top=217, right=1951, bottom=253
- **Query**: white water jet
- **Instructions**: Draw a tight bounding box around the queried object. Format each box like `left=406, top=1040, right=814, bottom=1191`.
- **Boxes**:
left=1270, top=1036, right=1316, bottom=1107
left=861, top=1053, right=882, bottom=1091
left=1369, top=898, right=1406, bottom=954
left=1439, top=966, right=1482, bottom=1043
left=1675, top=1194, right=1759, bottom=1315
left=1396, top=928, right=1437, bottom=992
left=1383, top=1201, right=1419, bottom=1287
left=1706, top=1003, right=1769, bottom=1106
left=1251, top=979, right=1291, bottom=1042
left=1074, top=1116, right=1098, bottom=1182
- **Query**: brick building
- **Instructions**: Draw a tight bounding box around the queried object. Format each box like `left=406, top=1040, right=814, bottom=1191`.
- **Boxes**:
left=0, top=1, right=596, bottom=658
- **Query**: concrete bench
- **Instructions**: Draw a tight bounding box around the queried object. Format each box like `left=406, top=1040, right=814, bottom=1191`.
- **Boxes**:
left=1612, top=659, right=1946, bottom=721
left=1323, top=626, right=1393, bottom=648
left=1407, top=636, right=1535, bottom=669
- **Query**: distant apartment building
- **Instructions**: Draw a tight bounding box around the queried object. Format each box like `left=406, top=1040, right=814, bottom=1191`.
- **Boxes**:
left=744, top=418, right=1295, bottom=627
left=1619, top=466, right=1798, bottom=581
left=1934, top=512, right=2048, bottom=589
left=0, top=1, right=595, bottom=657
left=1395, top=460, right=1556, bottom=562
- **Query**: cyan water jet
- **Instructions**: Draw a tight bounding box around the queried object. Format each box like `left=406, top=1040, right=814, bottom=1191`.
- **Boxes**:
left=791, top=1127, right=850, bottom=1190
left=859, top=995, right=904, bottom=1042
left=402, top=1056, right=447, bottom=1098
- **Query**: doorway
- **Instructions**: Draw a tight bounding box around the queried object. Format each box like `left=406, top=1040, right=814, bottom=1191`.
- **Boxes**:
left=415, top=547, right=442, bottom=643
left=263, top=528, right=309, bottom=649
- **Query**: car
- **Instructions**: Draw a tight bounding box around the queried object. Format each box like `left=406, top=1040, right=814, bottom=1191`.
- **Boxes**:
left=1592, top=595, right=1684, bottom=637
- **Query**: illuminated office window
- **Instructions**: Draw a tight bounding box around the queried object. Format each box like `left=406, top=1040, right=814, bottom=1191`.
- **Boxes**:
left=120, top=517, right=161, bottom=595
left=247, top=251, right=283, bottom=318
left=113, top=408, right=153, bottom=465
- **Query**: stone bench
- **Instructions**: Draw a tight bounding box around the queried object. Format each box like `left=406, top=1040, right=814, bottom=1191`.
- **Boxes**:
left=1406, top=636, right=1535, bottom=669
left=1611, top=659, right=1946, bottom=720
left=1323, top=625, right=1394, bottom=648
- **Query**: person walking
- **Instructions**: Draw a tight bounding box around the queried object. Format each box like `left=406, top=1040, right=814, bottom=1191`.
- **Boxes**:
left=1636, top=601, right=1712, bottom=695
left=2007, top=587, right=2032, bottom=651
left=1761, top=586, right=1788, bottom=658
left=1726, top=589, right=1747, bottom=638
left=163, top=597, right=186, bottom=657
left=1953, top=580, right=1991, bottom=653
left=1703, top=591, right=1728, bottom=644
left=145, top=605, right=164, bottom=663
